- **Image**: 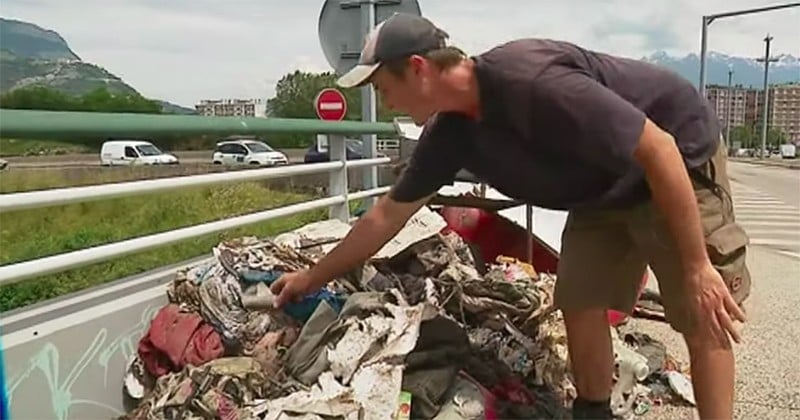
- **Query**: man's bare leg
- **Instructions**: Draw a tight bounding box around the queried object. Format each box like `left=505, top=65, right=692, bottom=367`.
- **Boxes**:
left=684, top=332, right=735, bottom=419
left=564, top=308, right=614, bottom=418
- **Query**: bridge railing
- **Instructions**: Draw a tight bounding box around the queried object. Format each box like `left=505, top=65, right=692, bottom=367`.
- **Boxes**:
left=0, top=108, right=402, bottom=289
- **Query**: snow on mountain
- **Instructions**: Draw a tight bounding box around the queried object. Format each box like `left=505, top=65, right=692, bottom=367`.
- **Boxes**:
left=643, top=50, right=800, bottom=87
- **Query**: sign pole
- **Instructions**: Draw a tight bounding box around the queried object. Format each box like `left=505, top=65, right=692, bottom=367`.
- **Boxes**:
left=360, top=0, right=378, bottom=208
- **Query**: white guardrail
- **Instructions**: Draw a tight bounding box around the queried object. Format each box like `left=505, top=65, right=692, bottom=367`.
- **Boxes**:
left=0, top=135, right=391, bottom=288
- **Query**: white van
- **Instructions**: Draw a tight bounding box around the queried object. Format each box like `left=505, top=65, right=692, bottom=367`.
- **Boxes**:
left=100, top=140, right=179, bottom=166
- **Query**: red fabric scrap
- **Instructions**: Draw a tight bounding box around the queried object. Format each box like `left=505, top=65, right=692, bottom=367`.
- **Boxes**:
left=138, top=304, right=224, bottom=377
left=491, top=377, right=535, bottom=406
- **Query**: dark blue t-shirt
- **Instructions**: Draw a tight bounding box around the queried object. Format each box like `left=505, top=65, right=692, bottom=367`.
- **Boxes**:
left=390, top=38, right=720, bottom=210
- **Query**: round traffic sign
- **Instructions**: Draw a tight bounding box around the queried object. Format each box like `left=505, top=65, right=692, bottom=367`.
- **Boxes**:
left=318, top=0, right=422, bottom=75
left=314, top=88, right=348, bottom=121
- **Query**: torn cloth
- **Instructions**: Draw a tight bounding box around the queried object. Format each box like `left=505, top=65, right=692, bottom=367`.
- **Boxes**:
left=137, top=304, right=224, bottom=378
left=264, top=291, right=427, bottom=420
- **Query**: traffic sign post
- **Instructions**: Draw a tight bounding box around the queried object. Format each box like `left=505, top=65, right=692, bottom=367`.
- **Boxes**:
left=318, top=0, right=422, bottom=209
left=314, top=87, right=350, bottom=222
left=314, top=88, right=348, bottom=121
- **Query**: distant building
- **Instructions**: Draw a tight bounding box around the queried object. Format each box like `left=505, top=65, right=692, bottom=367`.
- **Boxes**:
left=195, top=98, right=266, bottom=117
left=770, top=83, right=800, bottom=142
left=706, top=85, right=750, bottom=129
left=706, top=83, right=800, bottom=143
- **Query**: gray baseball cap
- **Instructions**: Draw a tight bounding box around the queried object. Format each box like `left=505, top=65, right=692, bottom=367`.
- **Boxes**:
left=336, top=13, right=449, bottom=88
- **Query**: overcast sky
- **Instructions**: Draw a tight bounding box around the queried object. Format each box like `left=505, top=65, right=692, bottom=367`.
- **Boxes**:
left=3, top=0, right=799, bottom=107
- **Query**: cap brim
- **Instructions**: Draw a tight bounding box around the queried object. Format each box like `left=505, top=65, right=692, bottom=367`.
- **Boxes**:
left=336, top=63, right=381, bottom=88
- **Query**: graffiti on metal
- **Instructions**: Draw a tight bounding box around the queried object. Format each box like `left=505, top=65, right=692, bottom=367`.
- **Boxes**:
left=6, top=305, right=157, bottom=419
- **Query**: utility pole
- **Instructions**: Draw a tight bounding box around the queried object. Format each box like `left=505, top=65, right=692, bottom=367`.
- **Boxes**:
left=726, top=66, right=734, bottom=151
left=697, top=2, right=800, bottom=97
left=756, top=34, right=779, bottom=159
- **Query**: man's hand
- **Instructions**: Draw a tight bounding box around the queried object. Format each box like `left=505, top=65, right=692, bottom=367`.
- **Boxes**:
left=269, top=193, right=431, bottom=309
left=688, top=262, right=747, bottom=345
left=270, top=270, right=316, bottom=309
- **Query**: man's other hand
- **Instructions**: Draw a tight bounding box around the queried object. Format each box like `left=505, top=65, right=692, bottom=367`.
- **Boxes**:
left=688, top=262, right=747, bottom=346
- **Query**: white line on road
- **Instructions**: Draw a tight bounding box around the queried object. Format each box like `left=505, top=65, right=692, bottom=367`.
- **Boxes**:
left=734, top=204, right=798, bottom=211
left=749, top=238, right=800, bottom=247
left=738, top=221, right=800, bottom=227
left=776, top=250, right=800, bottom=260
left=743, top=229, right=800, bottom=237
left=734, top=208, right=800, bottom=218
left=736, top=199, right=789, bottom=205
left=736, top=214, right=800, bottom=222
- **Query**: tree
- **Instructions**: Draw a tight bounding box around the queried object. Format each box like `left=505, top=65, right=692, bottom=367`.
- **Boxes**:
left=265, top=70, right=407, bottom=147
left=730, top=124, right=789, bottom=149
left=0, top=86, right=161, bottom=114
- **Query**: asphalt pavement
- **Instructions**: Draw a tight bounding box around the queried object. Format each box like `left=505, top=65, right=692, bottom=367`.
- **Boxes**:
left=638, top=161, right=800, bottom=419
left=728, top=161, right=800, bottom=259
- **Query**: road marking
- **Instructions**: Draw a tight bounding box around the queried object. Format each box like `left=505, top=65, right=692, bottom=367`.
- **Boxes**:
left=738, top=221, right=800, bottom=227
left=743, top=229, right=800, bottom=237
left=736, top=214, right=800, bottom=222
left=776, top=250, right=800, bottom=260
left=736, top=199, right=789, bottom=205
left=734, top=204, right=797, bottom=211
left=731, top=181, right=800, bottom=254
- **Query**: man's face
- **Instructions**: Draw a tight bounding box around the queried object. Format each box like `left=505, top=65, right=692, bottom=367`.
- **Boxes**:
left=371, top=56, right=438, bottom=125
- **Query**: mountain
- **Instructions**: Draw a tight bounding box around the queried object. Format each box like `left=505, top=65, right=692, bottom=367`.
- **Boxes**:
left=643, top=50, right=800, bottom=87
left=0, top=18, right=79, bottom=61
left=0, top=18, right=195, bottom=114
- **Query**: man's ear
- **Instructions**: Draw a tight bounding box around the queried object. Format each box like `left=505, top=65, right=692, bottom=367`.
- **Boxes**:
left=408, top=54, right=426, bottom=76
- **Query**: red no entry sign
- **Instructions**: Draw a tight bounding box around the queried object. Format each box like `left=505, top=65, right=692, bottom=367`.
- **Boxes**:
left=314, top=88, right=348, bottom=121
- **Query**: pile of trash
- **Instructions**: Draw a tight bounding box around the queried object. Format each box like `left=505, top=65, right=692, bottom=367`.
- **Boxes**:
left=119, top=207, right=695, bottom=420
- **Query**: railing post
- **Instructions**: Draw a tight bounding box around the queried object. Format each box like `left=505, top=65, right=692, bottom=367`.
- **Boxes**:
left=328, top=134, right=350, bottom=222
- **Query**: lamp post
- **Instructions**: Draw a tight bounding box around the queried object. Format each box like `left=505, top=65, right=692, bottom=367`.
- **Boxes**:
left=698, top=2, right=800, bottom=97
left=726, top=66, right=734, bottom=150
left=757, top=34, right=779, bottom=159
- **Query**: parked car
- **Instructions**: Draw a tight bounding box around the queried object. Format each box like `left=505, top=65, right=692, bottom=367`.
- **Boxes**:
left=100, top=140, right=178, bottom=166
left=212, top=138, right=289, bottom=166
left=780, top=144, right=797, bottom=159
left=304, top=136, right=387, bottom=163
left=0, top=158, right=7, bottom=170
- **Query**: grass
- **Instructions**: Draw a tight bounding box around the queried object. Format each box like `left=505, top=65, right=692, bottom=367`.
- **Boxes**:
left=0, top=167, right=342, bottom=312
left=0, top=138, right=92, bottom=156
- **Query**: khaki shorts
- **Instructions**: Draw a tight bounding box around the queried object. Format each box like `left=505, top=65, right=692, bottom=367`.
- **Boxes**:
left=554, top=140, right=751, bottom=334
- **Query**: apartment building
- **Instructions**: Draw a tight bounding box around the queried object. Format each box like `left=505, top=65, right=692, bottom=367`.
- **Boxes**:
left=771, top=83, right=800, bottom=142
left=195, top=98, right=267, bottom=117
left=706, top=86, right=750, bottom=129
left=706, top=83, right=800, bottom=143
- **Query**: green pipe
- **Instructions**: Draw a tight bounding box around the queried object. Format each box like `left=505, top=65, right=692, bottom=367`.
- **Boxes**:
left=0, top=109, right=399, bottom=139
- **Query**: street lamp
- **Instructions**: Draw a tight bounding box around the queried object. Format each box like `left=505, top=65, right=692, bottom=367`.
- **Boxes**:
left=698, top=2, right=800, bottom=97
left=757, top=34, right=780, bottom=159
left=726, top=65, right=734, bottom=151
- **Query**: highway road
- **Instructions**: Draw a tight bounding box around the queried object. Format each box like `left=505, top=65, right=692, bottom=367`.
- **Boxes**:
left=0, top=149, right=311, bottom=168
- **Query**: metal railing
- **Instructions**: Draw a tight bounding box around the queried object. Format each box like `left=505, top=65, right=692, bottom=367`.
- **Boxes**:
left=0, top=109, right=399, bottom=288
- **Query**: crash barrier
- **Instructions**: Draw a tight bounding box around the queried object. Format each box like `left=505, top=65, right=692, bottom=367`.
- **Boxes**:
left=0, top=109, right=404, bottom=419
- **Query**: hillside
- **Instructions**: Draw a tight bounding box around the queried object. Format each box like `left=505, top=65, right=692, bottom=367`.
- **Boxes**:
left=0, top=17, right=79, bottom=61
left=0, top=18, right=194, bottom=114
left=644, top=50, right=800, bottom=87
